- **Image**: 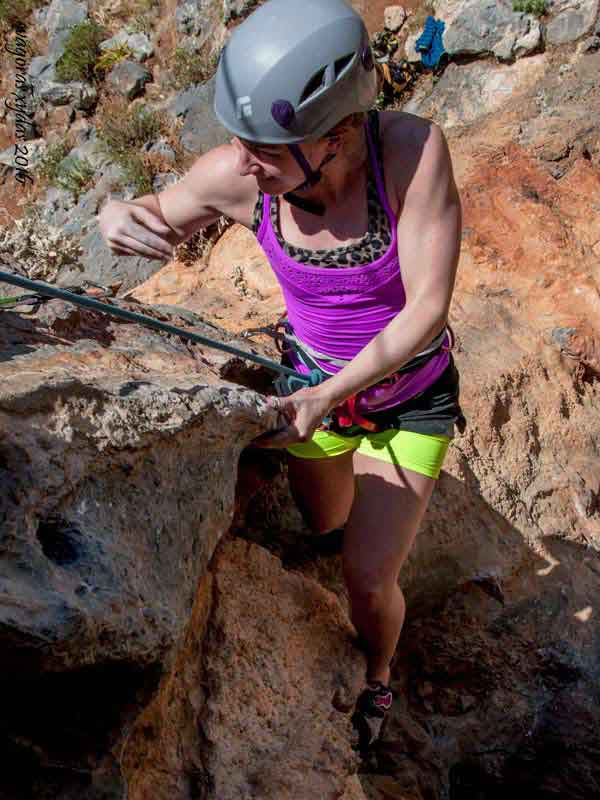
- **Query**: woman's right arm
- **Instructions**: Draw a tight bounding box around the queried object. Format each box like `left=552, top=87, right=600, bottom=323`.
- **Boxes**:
left=97, top=144, right=256, bottom=261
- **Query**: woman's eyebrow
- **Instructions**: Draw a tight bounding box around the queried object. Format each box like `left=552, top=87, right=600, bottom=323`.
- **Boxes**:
left=241, top=140, right=279, bottom=153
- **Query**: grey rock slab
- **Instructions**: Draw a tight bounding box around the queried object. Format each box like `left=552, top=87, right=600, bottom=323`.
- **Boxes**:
left=99, top=30, right=154, bottom=62
left=433, top=0, right=542, bottom=60
left=56, top=225, right=168, bottom=292
left=43, top=0, right=88, bottom=38
left=105, top=60, right=153, bottom=101
left=165, top=76, right=230, bottom=154
left=546, top=0, right=599, bottom=44
left=0, top=356, right=272, bottom=675
left=403, top=55, right=547, bottom=128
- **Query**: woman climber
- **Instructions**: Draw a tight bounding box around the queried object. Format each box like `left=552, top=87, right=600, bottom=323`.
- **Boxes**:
left=98, top=0, right=466, bottom=754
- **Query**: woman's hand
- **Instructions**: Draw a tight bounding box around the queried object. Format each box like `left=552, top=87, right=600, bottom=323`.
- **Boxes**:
left=97, top=199, right=175, bottom=261
left=251, top=386, right=333, bottom=449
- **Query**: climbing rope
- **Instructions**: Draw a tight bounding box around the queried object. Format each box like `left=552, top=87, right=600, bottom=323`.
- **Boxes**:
left=0, top=279, right=114, bottom=312
left=0, top=269, right=324, bottom=388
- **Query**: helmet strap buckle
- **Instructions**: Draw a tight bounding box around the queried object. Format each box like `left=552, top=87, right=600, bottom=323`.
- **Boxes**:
left=284, top=146, right=338, bottom=216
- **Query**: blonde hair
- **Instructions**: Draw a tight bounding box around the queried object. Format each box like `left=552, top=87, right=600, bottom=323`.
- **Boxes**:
left=323, top=111, right=367, bottom=141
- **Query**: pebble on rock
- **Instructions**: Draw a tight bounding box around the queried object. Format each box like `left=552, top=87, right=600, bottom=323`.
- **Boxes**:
left=384, top=5, right=407, bottom=33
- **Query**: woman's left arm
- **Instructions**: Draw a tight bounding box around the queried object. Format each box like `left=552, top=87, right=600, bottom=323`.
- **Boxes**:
left=315, top=120, right=462, bottom=411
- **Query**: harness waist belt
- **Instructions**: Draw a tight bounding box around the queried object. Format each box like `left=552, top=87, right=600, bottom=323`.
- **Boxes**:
left=283, top=324, right=450, bottom=375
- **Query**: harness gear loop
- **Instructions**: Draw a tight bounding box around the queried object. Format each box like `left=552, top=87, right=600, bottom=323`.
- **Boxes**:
left=334, top=394, right=380, bottom=432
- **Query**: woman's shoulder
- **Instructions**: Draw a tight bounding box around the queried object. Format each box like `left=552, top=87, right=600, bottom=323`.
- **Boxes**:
left=378, top=110, right=438, bottom=144
left=377, top=111, right=443, bottom=205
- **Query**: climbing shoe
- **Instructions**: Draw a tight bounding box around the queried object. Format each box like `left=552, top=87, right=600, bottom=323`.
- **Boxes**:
left=350, top=680, right=396, bottom=752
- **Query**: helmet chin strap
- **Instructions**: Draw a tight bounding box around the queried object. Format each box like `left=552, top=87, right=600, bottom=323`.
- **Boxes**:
left=283, top=144, right=337, bottom=216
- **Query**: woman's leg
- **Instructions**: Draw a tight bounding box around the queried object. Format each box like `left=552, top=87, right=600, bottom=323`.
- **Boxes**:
left=284, top=427, right=362, bottom=534
left=343, top=449, right=441, bottom=686
left=286, top=449, right=356, bottom=534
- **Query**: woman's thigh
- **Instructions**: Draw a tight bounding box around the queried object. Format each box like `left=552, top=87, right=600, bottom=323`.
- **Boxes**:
left=342, top=450, right=438, bottom=594
left=286, top=449, right=356, bottom=534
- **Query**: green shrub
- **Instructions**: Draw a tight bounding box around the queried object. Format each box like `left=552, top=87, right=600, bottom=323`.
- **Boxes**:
left=55, top=19, right=107, bottom=83
left=95, top=42, right=133, bottom=75
left=0, top=0, right=43, bottom=29
left=96, top=102, right=164, bottom=158
left=116, top=156, right=154, bottom=195
left=54, top=156, right=96, bottom=200
left=37, top=141, right=96, bottom=200
left=512, top=0, right=547, bottom=16
left=127, top=0, right=161, bottom=35
left=168, top=46, right=219, bottom=90
left=95, top=102, right=167, bottom=194
left=37, top=140, right=73, bottom=183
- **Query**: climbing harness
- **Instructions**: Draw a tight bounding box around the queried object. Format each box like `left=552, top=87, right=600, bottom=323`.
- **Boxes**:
left=241, top=316, right=455, bottom=434
left=0, top=270, right=323, bottom=390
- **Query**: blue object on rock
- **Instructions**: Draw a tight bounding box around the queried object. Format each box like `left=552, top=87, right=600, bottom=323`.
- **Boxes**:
left=415, top=15, right=447, bottom=69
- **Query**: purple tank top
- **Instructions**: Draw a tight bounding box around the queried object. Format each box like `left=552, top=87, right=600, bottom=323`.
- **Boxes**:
left=256, top=114, right=450, bottom=413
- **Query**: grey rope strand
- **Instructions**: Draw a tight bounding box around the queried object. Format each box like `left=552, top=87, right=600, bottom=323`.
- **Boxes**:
left=0, top=269, right=303, bottom=381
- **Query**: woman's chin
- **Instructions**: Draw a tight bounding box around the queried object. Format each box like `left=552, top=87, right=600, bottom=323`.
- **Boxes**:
left=256, top=177, right=287, bottom=194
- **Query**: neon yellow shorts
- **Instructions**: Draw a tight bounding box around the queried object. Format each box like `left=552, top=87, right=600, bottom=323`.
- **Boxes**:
left=286, top=428, right=452, bottom=479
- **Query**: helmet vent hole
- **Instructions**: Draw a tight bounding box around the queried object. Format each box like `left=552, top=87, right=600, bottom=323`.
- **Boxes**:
left=299, top=67, right=327, bottom=104
left=334, top=54, right=354, bottom=78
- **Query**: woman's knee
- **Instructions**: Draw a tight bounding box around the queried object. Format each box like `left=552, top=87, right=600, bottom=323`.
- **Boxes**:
left=342, top=562, right=398, bottom=604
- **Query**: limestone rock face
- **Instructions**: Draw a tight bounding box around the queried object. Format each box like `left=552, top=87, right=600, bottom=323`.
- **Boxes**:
left=0, top=295, right=282, bottom=794
left=433, top=0, right=542, bottom=60
left=128, top=223, right=285, bottom=341
left=546, top=0, right=599, bottom=44
left=192, top=539, right=363, bottom=800
left=403, top=55, right=548, bottom=127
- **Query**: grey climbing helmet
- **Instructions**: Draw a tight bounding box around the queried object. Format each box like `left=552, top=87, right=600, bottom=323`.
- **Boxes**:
left=213, top=0, right=378, bottom=145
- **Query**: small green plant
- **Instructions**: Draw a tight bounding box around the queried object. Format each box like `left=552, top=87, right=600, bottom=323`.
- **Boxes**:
left=55, top=19, right=107, bottom=83
left=512, top=0, right=547, bottom=16
left=0, top=0, right=43, bottom=29
left=55, top=156, right=96, bottom=200
left=168, top=46, right=219, bottom=90
left=96, top=102, right=164, bottom=157
left=95, top=101, right=168, bottom=194
left=117, top=156, right=155, bottom=195
left=95, top=42, right=133, bottom=75
left=37, top=141, right=96, bottom=200
left=127, top=0, right=161, bottom=36
left=37, top=140, right=73, bottom=183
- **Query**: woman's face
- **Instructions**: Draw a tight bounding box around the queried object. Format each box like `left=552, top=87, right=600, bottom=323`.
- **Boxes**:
left=231, top=136, right=325, bottom=194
